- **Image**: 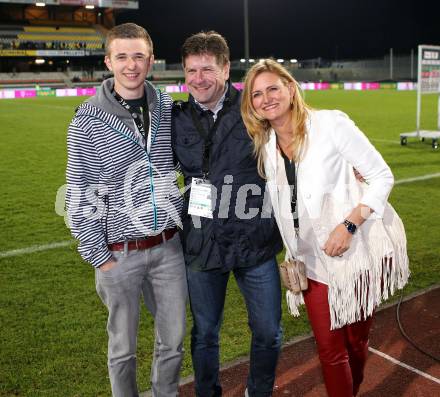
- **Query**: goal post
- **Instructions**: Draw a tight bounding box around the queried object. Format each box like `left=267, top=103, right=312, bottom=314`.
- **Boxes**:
left=401, top=44, right=440, bottom=149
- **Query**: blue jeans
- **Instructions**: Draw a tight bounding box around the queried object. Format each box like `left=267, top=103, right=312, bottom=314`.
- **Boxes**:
left=187, top=258, right=282, bottom=397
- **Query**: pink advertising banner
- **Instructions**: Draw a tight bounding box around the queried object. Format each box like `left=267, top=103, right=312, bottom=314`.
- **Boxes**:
left=0, top=82, right=417, bottom=100
left=232, top=82, right=244, bottom=90
left=56, top=88, right=79, bottom=97
left=15, top=90, right=36, bottom=98
left=362, top=82, right=380, bottom=90
left=397, top=82, right=416, bottom=91
left=301, top=82, right=330, bottom=90
left=344, top=82, right=380, bottom=90
left=77, top=87, right=96, bottom=96
left=165, top=85, right=181, bottom=93
left=0, top=90, right=15, bottom=99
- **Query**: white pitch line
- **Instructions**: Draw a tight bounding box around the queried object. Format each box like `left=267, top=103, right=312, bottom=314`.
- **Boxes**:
left=395, top=173, right=440, bottom=185
left=1, top=173, right=440, bottom=259
left=0, top=241, right=72, bottom=259
left=369, top=347, right=440, bottom=385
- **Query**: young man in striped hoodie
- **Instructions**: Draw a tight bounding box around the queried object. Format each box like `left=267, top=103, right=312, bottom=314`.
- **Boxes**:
left=65, top=23, right=186, bottom=397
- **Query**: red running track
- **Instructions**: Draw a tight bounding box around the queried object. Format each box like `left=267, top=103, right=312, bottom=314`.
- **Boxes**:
left=176, top=286, right=440, bottom=396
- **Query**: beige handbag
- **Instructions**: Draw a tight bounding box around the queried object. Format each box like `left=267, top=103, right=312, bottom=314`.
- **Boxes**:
left=279, top=258, right=308, bottom=294
left=276, top=147, right=308, bottom=294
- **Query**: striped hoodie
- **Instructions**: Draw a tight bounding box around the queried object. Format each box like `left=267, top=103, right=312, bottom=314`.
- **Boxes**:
left=66, top=78, right=182, bottom=268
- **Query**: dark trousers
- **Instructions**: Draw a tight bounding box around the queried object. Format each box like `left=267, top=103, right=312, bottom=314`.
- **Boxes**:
left=186, top=258, right=282, bottom=397
left=303, top=278, right=373, bottom=397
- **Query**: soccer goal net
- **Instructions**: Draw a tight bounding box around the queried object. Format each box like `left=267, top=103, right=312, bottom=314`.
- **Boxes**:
left=400, top=44, right=440, bottom=149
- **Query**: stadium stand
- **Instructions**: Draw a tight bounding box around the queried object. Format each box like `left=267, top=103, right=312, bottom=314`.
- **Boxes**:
left=0, top=24, right=105, bottom=51
left=0, top=71, right=67, bottom=87
left=0, top=0, right=125, bottom=75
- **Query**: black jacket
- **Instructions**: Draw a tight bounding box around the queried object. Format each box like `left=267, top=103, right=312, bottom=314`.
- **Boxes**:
left=172, top=84, right=282, bottom=271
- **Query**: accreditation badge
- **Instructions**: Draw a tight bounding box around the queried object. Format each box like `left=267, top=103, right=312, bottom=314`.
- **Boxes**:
left=188, top=177, right=213, bottom=219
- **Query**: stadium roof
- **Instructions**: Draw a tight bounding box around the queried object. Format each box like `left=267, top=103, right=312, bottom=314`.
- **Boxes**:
left=0, top=0, right=138, bottom=8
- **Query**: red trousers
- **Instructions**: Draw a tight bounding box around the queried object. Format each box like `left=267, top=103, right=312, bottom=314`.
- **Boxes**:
left=303, top=279, right=373, bottom=397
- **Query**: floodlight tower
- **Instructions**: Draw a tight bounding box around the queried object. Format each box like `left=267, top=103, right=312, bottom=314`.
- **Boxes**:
left=244, top=0, right=249, bottom=68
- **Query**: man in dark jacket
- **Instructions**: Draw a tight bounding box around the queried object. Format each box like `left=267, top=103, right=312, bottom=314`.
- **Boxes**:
left=172, top=31, right=283, bottom=397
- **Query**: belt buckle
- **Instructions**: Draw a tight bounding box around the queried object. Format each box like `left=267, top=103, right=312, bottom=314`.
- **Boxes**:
left=135, top=239, right=140, bottom=250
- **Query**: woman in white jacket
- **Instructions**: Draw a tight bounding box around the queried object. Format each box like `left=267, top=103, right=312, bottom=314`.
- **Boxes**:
left=240, top=59, right=409, bottom=397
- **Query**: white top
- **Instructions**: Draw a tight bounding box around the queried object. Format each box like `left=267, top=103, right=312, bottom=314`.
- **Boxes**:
left=275, top=150, right=328, bottom=284
left=263, top=110, right=406, bottom=329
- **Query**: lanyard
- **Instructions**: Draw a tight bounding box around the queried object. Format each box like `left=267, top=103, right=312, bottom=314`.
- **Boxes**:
left=279, top=145, right=299, bottom=232
left=112, top=90, right=150, bottom=144
left=190, top=105, right=224, bottom=179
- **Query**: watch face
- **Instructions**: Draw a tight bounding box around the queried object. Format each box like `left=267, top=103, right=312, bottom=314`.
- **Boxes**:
left=344, top=220, right=357, bottom=234
left=347, top=223, right=356, bottom=234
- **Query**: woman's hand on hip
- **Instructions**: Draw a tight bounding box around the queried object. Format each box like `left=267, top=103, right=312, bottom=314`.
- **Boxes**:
left=322, top=224, right=352, bottom=257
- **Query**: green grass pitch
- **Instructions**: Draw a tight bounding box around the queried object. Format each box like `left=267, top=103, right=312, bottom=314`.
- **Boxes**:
left=0, top=90, right=439, bottom=396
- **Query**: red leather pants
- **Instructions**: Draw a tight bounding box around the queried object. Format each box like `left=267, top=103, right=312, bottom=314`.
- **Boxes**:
left=303, top=279, right=373, bottom=397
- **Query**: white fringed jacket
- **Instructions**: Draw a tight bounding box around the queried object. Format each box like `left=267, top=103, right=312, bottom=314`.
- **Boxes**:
left=264, top=110, right=409, bottom=329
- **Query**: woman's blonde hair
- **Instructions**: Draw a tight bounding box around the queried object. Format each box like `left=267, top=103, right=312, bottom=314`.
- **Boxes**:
left=241, top=59, right=309, bottom=178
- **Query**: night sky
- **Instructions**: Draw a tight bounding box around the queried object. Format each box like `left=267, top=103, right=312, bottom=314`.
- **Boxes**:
left=116, top=0, right=440, bottom=63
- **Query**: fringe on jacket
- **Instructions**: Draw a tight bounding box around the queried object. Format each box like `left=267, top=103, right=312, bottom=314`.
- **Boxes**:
left=286, top=184, right=409, bottom=329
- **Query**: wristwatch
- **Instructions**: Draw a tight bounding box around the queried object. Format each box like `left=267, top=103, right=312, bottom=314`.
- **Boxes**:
left=342, top=219, right=357, bottom=234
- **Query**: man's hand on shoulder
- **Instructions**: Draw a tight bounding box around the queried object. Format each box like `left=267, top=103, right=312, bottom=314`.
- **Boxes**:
left=99, top=259, right=117, bottom=272
left=172, top=100, right=187, bottom=113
